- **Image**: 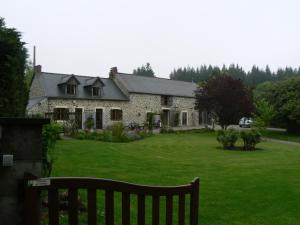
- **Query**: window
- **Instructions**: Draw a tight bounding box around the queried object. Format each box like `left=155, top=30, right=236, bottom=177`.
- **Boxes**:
left=182, top=112, right=188, bottom=126
left=67, top=84, right=76, bottom=95
left=110, top=109, right=122, bottom=121
left=161, top=96, right=172, bottom=106
left=54, top=108, right=69, bottom=120
left=92, top=87, right=100, bottom=96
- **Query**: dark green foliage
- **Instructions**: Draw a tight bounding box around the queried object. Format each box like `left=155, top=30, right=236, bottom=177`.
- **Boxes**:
left=170, top=64, right=300, bottom=87
left=146, top=112, right=155, bottom=130
left=195, top=75, right=254, bottom=129
left=74, top=131, right=104, bottom=140
left=102, top=130, right=113, bottom=142
left=253, top=99, right=275, bottom=130
left=42, top=122, right=62, bottom=176
left=0, top=17, right=28, bottom=116
left=216, top=129, right=239, bottom=149
left=133, top=62, right=155, bottom=77
left=240, top=129, right=261, bottom=150
left=111, top=122, right=128, bottom=142
left=24, top=60, right=34, bottom=89
left=63, top=119, right=79, bottom=136
left=254, top=77, right=300, bottom=133
left=84, top=116, right=94, bottom=130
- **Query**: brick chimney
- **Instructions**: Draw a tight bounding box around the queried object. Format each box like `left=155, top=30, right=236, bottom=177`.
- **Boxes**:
left=109, top=67, right=118, bottom=79
left=34, top=65, right=42, bottom=73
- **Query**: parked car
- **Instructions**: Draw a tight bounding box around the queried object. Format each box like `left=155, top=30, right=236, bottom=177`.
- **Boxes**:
left=239, top=117, right=253, bottom=128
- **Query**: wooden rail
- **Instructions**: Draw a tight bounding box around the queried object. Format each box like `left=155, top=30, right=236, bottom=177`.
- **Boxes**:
left=25, top=176, right=200, bottom=225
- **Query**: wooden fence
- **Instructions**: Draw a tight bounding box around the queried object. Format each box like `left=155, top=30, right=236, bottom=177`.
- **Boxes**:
left=25, top=176, right=199, bottom=225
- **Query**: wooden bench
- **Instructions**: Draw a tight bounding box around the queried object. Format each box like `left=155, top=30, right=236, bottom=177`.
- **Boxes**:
left=25, top=176, right=200, bottom=225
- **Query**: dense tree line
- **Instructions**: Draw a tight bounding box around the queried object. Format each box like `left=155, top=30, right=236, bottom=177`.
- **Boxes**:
left=0, top=17, right=28, bottom=117
left=170, top=64, right=300, bottom=87
left=133, top=62, right=155, bottom=77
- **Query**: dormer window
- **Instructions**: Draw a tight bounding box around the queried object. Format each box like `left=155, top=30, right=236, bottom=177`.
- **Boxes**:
left=67, top=84, right=77, bottom=95
left=84, top=77, right=105, bottom=97
left=58, top=75, right=80, bottom=96
left=92, top=87, right=100, bottom=96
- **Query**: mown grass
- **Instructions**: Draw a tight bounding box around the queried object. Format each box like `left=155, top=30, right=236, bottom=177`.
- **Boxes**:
left=51, top=131, right=300, bottom=225
left=262, top=129, right=300, bottom=143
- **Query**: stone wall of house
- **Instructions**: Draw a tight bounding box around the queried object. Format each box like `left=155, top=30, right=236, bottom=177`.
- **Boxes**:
left=28, top=98, right=49, bottom=115
left=29, top=73, right=44, bottom=98
left=172, top=96, right=199, bottom=126
left=28, top=93, right=198, bottom=128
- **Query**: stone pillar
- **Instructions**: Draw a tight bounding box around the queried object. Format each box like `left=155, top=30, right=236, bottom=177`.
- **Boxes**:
left=0, top=118, right=49, bottom=225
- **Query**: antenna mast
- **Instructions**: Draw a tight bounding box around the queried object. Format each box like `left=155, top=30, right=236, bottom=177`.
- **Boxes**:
left=33, top=45, right=36, bottom=67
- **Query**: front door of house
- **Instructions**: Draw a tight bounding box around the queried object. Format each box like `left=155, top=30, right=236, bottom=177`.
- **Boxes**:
left=96, top=109, right=103, bottom=129
left=162, top=109, right=170, bottom=126
left=75, top=108, right=83, bottom=129
left=182, top=112, right=187, bottom=126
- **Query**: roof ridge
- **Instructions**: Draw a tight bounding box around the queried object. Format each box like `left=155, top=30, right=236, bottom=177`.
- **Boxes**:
left=41, top=71, right=107, bottom=79
left=117, top=73, right=196, bottom=84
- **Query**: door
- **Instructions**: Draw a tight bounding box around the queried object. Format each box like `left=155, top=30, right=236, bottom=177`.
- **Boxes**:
left=182, top=112, right=188, bottom=126
left=75, top=108, right=83, bottom=129
left=162, top=109, right=170, bottom=126
left=96, top=109, right=103, bottom=129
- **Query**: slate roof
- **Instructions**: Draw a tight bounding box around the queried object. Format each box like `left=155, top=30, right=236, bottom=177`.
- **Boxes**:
left=84, top=77, right=105, bottom=87
left=35, top=72, right=128, bottom=101
left=115, top=73, right=197, bottom=98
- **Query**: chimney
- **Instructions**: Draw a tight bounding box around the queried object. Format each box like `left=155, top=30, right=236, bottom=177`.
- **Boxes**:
left=34, top=65, right=42, bottom=73
left=109, top=67, right=118, bottom=79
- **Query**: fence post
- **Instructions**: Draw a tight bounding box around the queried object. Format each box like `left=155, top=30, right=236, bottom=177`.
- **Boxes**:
left=190, top=177, right=200, bottom=225
left=24, top=174, right=40, bottom=225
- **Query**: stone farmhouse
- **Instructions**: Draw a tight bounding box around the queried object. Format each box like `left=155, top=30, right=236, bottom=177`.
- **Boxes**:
left=27, top=66, right=201, bottom=129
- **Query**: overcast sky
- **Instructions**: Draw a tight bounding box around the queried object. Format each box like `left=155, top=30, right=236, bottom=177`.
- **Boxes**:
left=1, top=0, right=300, bottom=78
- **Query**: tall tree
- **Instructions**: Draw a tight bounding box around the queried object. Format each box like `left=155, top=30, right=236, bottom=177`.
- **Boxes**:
left=0, top=17, right=28, bottom=117
left=133, top=62, right=155, bottom=77
left=195, top=75, right=254, bottom=129
left=254, top=77, right=300, bottom=133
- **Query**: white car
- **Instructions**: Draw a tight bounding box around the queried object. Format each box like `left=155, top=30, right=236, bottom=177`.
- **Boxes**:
left=239, top=117, right=253, bottom=128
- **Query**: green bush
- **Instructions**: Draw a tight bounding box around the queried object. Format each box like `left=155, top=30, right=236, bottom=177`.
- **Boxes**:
left=146, top=113, right=155, bottom=131
left=216, top=129, right=239, bottom=149
left=63, top=119, right=79, bottom=136
left=240, top=129, right=261, bottom=150
left=74, top=131, right=103, bottom=140
left=42, top=122, right=62, bottom=176
left=84, top=116, right=94, bottom=131
left=111, top=122, right=128, bottom=142
left=102, top=130, right=112, bottom=142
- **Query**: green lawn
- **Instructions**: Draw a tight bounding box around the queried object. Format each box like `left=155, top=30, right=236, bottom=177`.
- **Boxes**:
left=52, top=131, right=300, bottom=225
left=262, top=129, right=300, bottom=143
